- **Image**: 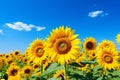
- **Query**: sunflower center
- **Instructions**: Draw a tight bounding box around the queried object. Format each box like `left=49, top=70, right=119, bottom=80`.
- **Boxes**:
left=11, top=69, right=18, bottom=76
left=6, top=55, right=9, bottom=58
left=25, top=69, right=31, bottom=74
left=8, top=60, right=13, bottom=64
left=92, top=53, right=95, bottom=57
left=15, top=51, right=19, bottom=55
left=104, top=55, right=113, bottom=63
left=34, top=65, right=39, bottom=69
left=86, top=42, right=93, bottom=50
left=35, top=46, right=44, bottom=57
left=55, top=38, right=71, bottom=54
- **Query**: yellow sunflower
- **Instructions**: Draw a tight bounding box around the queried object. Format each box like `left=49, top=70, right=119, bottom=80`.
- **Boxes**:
left=96, top=47, right=119, bottom=70
left=13, top=50, right=20, bottom=56
left=27, top=59, right=34, bottom=65
left=33, top=63, right=40, bottom=71
left=27, top=39, right=47, bottom=64
left=43, top=57, right=51, bottom=70
left=83, top=37, right=96, bottom=52
left=5, top=54, right=10, bottom=59
left=21, top=66, right=33, bottom=78
left=46, top=26, right=81, bottom=64
left=97, top=40, right=116, bottom=50
left=86, top=50, right=96, bottom=60
left=6, top=58, right=14, bottom=65
left=116, top=33, right=120, bottom=43
left=7, top=65, right=21, bottom=80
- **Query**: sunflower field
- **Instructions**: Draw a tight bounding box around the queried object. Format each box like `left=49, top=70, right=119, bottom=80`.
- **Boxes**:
left=0, top=26, right=120, bottom=80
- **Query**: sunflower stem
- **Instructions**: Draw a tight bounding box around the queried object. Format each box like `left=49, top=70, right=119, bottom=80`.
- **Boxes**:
left=40, top=63, right=43, bottom=79
left=64, top=63, right=67, bottom=80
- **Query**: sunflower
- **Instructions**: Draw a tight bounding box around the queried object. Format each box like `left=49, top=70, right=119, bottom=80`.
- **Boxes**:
left=27, top=59, right=34, bottom=65
left=86, top=50, right=96, bottom=60
left=97, top=40, right=116, bottom=50
left=5, top=54, right=10, bottom=59
left=46, top=26, right=81, bottom=64
left=13, top=50, right=20, bottom=57
left=43, top=57, right=52, bottom=70
left=7, top=65, right=21, bottom=80
left=9, top=53, right=14, bottom=58
left=33, top=63, right=40, bottom=71
left=83, top=37, right=96, bottom=52
left=21, top=66, right=33, bottom=78
left=6, top=58, right=14, bottom=65
left=116, top=33, right=120, bottom=43
left=0, top=54, right=2, bottom=57
left=27, top=39, right=47, bottom=64
left=96, top=47, right=119, bottom=70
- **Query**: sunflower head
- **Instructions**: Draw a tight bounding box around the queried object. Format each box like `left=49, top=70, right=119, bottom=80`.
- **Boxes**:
left=86, top=50, right=96, bottom=60
left=7, top=65, right=20, bottom=77
left=33, top=63, right=40, bottom=70
left=97, top=40, right=116, bottom=50
left=28, top=39, right=47, bottom=64
left=96, top=47, right=119, bottom=70
left=6, top=58, right=14, bottom=65
left=83, top=37, right=96, bottom=52
left=13, top=50, right=20, bottom=56
left=5, top=55, right=10, bottom=59
left=46, top=26, right=81, bottom=64
left=21, top=66, right=33, bottom=78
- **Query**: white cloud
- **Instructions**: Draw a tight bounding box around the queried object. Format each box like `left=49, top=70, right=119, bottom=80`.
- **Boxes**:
left=101, top=13, right=109, bottom=17
left=0, top=29, right=3, bottom=34
left=5, top=22, right=46, bottom=31
left=88, top=10, right=103, bottom=18
left=36, top=27, right=46, bottom=31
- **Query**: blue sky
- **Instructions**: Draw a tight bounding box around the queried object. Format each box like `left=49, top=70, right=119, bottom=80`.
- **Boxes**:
left=0, top=0, right=120, bottom=53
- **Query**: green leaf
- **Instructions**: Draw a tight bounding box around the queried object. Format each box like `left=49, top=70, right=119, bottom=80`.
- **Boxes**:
left=97, top=77, right=103, bottom=80
left=81, top=60, right=96, bottom=64
left=111, top=70, right=120, bottom=77
left=39, top=63, right=64, bottom=77
left=93, top=65, right=102, bottom=72
left=69, top=62, right=81, bottom=67
left=107, top=77, right=120, bottom=80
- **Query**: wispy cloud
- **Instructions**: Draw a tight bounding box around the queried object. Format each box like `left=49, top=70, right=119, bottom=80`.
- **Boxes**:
left=0, top=29, right=3, bottom=34
left=5, top=22, right=46, bottom=31
left=88, top=10, right=108, bottom=18
left=36, top=27, right=46, bottom=31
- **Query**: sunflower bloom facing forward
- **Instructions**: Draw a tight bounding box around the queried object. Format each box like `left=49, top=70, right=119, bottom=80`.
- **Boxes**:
left=27, top=39, right=47, bottom=64
left=96, top=47, right=119, bottom=70
left=46, top=26, right=81, bottom=64
left=21, top=66, right=33, bottom=78
left=7, top=65, right=21, bottom=80
left=83, top=37, right=96, bottom=52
